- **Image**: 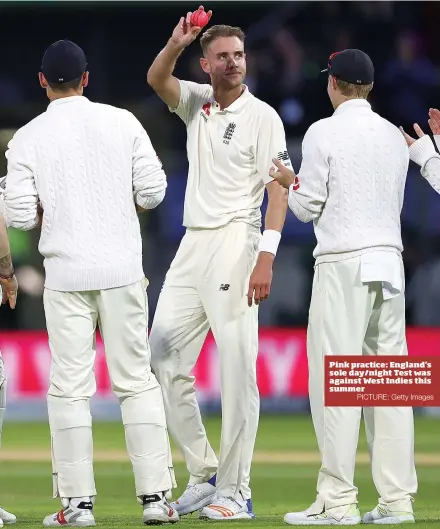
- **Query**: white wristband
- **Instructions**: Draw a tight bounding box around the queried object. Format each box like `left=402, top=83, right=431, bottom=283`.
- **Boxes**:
left=258, top=229, right=281, bottom=256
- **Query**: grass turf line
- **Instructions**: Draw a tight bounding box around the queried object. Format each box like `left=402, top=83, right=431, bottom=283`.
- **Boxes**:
left=0, top=415, right=438, bottom=527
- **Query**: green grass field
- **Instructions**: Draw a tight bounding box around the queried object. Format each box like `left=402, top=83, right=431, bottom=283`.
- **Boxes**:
left=0, top=415, right=439, bottom=527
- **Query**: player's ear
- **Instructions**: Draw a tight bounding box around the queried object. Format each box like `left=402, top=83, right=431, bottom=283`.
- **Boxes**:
left=39, top=72, right=48, bottom=89
left=200, top=57, right=210, bottom=74
left=82, top=72, right=89, bottom=88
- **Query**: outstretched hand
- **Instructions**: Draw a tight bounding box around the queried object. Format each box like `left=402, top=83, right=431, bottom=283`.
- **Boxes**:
left=428, top=108, right=440, bottom=136
left=170, top=6, right=212, bottom=49
left=400, top=123, right=425, bottom=147
left=400, top=109, right=440, bottom=147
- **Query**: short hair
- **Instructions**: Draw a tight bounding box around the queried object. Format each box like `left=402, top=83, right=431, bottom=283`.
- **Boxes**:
left=47, top=75, right=83, bottom=93
left=335, top=79, right=373, bottom=99
left=200, top=24, right=245, bottom=55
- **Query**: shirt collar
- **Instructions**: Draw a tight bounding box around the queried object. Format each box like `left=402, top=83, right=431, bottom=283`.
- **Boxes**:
left=333, top=99, right=371, bottom=115
left=47, top=95, right=89, bottom=110
left=210, top=85, right=251, bottom=114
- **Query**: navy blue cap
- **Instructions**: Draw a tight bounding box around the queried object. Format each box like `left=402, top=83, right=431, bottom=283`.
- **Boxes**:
left=321, top=49, right=374, bottom=85
left=41, top=39, right=87, bottom=84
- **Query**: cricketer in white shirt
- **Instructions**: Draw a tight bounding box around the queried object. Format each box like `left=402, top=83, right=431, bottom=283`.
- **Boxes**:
left=4, top=39, right=177, bottom=526
left=147, top=16, right=289, bottom=521
left=272, top=49, right=418, bottom=526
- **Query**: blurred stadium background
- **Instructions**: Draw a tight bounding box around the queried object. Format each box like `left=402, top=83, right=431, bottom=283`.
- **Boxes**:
left=0, top=1, right=438, bottom=525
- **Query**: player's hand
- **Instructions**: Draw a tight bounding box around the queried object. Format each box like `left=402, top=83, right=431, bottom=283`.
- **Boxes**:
left=400, top=123, right=425, bottom=147
left=170, top=7, right=212, bottom=50
left=428, top=108, right=440, bottom=136
left=247, top=253, right=273, bottom=307
left=0, top=275, right=18, bottom=309
left=269, top=158, right=296, bottom=190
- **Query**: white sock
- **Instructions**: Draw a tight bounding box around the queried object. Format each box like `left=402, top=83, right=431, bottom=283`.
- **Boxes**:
left=70, top=497, right=92, bottom=508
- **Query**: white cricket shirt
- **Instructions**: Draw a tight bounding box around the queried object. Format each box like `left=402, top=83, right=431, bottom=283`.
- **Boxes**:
left=4, top=96, right=167, bottom=291
left=287, top=99, right=409, bottom=263
left=170, top=81, right=290, bottom=229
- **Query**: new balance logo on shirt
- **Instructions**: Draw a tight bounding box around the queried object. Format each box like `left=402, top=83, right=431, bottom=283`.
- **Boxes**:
left=219, top=284, right=230, bottom=291
left=277, top=150, right=292, bottom=167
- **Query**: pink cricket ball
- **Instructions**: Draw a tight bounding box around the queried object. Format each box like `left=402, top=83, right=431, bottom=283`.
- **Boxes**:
left=191, top=9, right=209, bottom=28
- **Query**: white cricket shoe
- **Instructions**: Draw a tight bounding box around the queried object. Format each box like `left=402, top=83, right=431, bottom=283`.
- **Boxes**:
left=284, top=504, right=361, bottom=525
left=171, top=482, right=216, bottom=516
left=362, top=505, right=414, bottom=524
left=43, top=500, right=95, bottom=527
left=199, top=495, right=254, bottom=520
left=0, top=507, right=16, bottom=525
left=142, top=494, right=179, bottom=525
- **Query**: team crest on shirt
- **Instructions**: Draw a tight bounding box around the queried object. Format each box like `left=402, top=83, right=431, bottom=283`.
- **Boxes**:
left=223, top=123, right=236, bottom=145
left=200, top=102, right=212, bottom=121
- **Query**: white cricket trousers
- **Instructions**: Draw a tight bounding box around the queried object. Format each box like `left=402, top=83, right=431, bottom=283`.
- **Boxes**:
left=44, top=279, right=175, bottom=501
left=150, top=222, right=260, bottom=500
left=307, top=256, right=418, bottom=513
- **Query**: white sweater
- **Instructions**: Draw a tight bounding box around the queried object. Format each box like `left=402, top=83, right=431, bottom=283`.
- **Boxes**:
left=4, top=96, right=167, bottom=291
left=408, top=134, right=440, bottom=194
left=288, top=99, right=409, bottom=263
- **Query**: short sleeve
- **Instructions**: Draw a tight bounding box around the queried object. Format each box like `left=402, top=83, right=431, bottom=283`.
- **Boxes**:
left=169, top=80, right=213, bottom=126
left=255, top=106, right=291, bottom=185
